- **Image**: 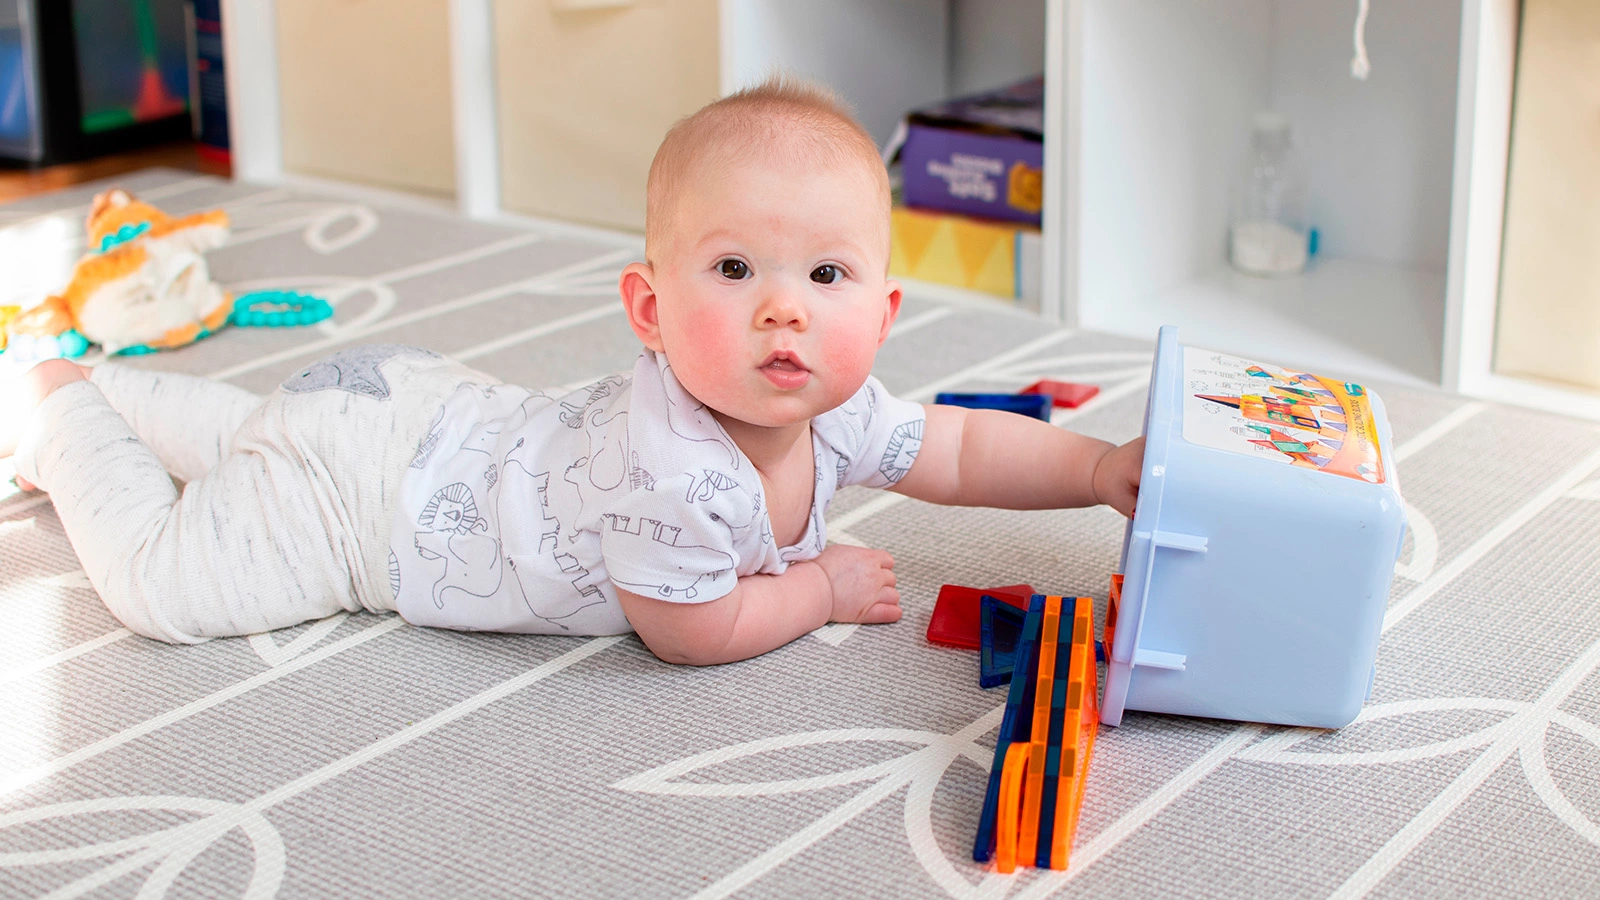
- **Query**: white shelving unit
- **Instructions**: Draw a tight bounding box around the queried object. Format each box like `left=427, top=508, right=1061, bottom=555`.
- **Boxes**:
left=221, top=0, right=1593, bottom=416
left=1045, top=0, right=1599, bottom=421
left=1047, top=0, right=1468, bottom=388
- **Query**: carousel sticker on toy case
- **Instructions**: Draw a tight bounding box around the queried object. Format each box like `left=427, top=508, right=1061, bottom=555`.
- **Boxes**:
left=1180, top=346, right=1386, bottom=484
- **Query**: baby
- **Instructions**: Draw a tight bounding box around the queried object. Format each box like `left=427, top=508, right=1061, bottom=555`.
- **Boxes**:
left=4, top=78, right=1143, bottom=665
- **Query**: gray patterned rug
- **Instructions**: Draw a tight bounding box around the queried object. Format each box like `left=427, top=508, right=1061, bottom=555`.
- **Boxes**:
left=3, top=169, right=1600, bottom=899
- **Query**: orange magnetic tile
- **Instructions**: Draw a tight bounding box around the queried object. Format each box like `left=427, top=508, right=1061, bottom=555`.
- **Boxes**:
left=1018, top=595, right=1062, bottom=866
left=1066, top=699, right=1099, bottom=869
left=996, top=742, right=1030, bottom=874
left=1052, top=597, right=1100, bottom=870
left=1104, top=574, right=1123, bottom=658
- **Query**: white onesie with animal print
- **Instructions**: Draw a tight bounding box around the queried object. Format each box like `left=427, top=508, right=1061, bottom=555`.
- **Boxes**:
left=391, top=349, right=926, bottom=635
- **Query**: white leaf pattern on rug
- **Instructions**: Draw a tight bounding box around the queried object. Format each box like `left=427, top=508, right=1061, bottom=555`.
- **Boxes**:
left=810, top=623, right=858, bottom=646
left=1566, top=478, right=1600, bottom=501
left=613, top=707, right=1012, bottom=900
left=0, top=795, right=286, bottom=899
left=247, top=613, right=349, bottom=667
left=1392, top=500, right=1438, bottom=582
left=226, top=197, right=378, bottom=255
left=1322, top=638, right=1600, bottom=898
left=981, top=351, right=1153, bottom=386
left=38, top=570, right=93, bottom=591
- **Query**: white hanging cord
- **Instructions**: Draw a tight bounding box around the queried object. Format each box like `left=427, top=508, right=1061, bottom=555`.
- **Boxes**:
left=1350, top=0, right=1372, bottom=80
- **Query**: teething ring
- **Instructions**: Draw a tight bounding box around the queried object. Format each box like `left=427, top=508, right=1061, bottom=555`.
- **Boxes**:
left=230, top=291, right=334, bottom=328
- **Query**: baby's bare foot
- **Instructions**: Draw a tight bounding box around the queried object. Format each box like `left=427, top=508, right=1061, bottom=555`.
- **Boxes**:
left=2, top=358, right=87, bottom=464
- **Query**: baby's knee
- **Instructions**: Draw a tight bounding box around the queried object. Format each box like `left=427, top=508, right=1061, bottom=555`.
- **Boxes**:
left=95, top=579, right=212, bottom=644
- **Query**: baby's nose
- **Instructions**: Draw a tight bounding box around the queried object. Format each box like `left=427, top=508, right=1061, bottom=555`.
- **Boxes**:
left=758, top=290, right=808, bottom=328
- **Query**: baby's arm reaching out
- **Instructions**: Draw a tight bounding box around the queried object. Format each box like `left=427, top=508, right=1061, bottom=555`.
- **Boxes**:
left=892, top=404, right=1144, bottom=517
left=617, top=544, right=901, bottom=666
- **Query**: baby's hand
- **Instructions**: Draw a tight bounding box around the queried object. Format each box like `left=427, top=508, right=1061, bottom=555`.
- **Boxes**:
left=1092, top=436, right=1145, bottom=518
left=813, top=544, right=902, bottom=625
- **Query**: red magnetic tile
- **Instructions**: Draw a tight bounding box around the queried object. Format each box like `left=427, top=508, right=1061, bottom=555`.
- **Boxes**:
left=1021, top=380, right=1101, bottom=409
left=927, top=583, right=1034, bottom=650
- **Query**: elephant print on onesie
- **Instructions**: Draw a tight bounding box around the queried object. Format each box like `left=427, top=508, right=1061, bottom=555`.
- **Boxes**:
left=498, top=436, right=608, bottom=631
left=561, top=376, right=644, bottom=542
left=411, top=405, right=447, bottom=469
left=559, top=375, right=626, bottom=428
left=687, top=468, right=738, bottom=504
left=830, top=392, right=865, bottom=489
left=679, top=458, right=767, bottom=545
left=660, top=360, right=741, bottom=471
left=280, top=344, right=440, bottom=399
left=412, top=481, right=504, bottom=609
left=603, top=514, right=738, bottom=601
left=456, top=386, right=550, bottom=458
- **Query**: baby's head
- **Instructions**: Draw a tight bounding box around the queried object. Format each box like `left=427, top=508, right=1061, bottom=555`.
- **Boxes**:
left=620, top=76, right=902, bottom=436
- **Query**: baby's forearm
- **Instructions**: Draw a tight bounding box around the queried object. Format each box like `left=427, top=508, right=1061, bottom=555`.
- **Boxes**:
left=909, top=405, right=1114, bottom=510
left=619, top=561, right=833, bottom=666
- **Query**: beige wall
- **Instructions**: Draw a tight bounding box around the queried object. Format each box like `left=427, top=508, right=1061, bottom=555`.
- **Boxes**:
left=493, top=0, right=720, bottom=232
left=1493, top=0, right=1600, bottom=391
left=276, top=0, right=457, bottom=197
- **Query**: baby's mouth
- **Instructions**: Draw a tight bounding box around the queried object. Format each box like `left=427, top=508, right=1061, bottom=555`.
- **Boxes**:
left=759, top=351, right=811, bottom=389
left=761, top=351, right=808, bottom=373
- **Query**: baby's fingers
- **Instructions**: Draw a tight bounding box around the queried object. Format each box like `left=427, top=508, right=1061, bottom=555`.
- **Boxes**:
left=856, top=599, right=903, bottom=625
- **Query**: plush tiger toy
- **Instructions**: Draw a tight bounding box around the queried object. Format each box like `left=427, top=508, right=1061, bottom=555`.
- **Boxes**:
left=3, top=188, right=232, bottom=358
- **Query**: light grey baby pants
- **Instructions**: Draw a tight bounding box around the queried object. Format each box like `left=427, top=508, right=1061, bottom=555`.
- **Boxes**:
left=13, top=345, right=482, bottom=643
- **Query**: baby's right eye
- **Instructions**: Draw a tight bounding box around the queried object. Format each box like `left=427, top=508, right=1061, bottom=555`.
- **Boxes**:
left=716, top=259, right=750, bottom=280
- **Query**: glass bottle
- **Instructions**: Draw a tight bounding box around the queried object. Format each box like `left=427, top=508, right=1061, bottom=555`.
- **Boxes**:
left=1230, top=113, right=1309, bottom=277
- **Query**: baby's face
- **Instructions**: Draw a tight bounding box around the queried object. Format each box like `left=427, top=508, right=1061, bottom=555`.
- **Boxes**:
left=649, top=155, right=899, bottom=431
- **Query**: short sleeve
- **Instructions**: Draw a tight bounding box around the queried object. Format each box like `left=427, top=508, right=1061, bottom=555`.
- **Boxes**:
left=818, top=376, right=927, bottom=490
left=597, top=469, right=754, bottom=604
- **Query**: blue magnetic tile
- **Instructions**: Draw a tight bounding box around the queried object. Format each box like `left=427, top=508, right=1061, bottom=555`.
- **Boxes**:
left=935, top=392, right=1052, bottom=421
left=979, top=594, right=1028, bottom=689
left=972, top=595, right=1045, bottom=863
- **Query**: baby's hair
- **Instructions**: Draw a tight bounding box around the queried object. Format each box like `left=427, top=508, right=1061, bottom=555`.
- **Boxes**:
left=645, top=74, right=890, bottom=264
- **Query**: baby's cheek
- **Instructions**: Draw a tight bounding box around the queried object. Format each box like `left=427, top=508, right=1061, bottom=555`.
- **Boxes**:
left=669, top=309, right=740, bottom=368
left=821, top=330, right=879, bottom=391
left=707, top=309, right=753, bottom=349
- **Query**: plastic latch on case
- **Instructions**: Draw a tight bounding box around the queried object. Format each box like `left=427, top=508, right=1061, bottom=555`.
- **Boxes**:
left=1151, top=531, right=1208, bottom=554
left=1124, top=530, right=1205, bottom=672
left=1131, top=649, right=1187, bottom=671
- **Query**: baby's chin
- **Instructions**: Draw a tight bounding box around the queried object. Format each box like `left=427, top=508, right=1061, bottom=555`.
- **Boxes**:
left=706, top=395, right=829, bottom=432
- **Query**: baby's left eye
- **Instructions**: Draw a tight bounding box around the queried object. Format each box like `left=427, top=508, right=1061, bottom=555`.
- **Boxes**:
left=810, top=265, right=843, bottom=285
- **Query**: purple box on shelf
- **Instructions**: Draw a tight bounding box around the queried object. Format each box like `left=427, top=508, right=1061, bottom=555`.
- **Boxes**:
left=894, top=77, right=1044, bottom=226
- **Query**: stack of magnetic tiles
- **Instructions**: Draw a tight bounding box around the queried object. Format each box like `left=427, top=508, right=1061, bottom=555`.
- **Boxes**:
left=972, top=593, right=1100, bottom=873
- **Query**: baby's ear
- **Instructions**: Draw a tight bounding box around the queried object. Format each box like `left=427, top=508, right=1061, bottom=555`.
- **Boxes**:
left=878, top=279, right=904, bottom=346
left=619, top=262, right=665, bottom=352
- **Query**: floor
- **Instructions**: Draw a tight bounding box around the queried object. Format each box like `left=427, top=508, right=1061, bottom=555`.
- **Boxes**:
left=4, top=168, right=1600, bottom=900
left=0, top=141, right=229, bottom=204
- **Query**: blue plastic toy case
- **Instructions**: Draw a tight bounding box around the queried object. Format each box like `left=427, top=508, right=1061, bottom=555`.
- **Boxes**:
left=1102, top=326, right=1407, bottom=729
